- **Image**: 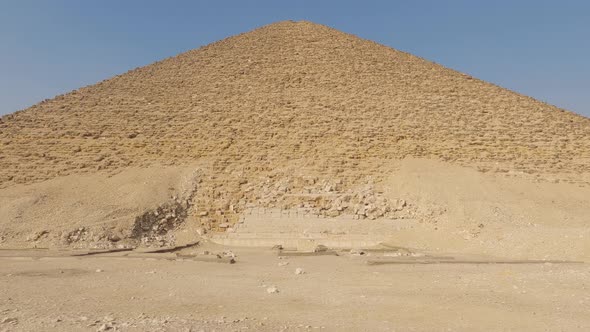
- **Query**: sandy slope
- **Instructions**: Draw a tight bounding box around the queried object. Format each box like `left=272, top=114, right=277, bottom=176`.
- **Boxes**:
left=0, top=166, right=198, bottom=249
left=1, top=159, right=588, bottom=262
left=380, top=159, right=590, bottom=261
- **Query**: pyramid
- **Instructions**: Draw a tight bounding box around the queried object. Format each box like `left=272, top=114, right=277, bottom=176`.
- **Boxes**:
left=1, top=21, right=589, bottom=234
left=3, top=21, right=590, bottom=329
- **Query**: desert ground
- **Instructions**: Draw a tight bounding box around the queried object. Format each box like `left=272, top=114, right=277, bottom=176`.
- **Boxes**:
left=1, top=244, right=589, bottom=332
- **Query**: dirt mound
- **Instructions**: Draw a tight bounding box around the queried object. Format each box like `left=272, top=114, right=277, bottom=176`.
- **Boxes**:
left=0, top=166, right=199, bottom=248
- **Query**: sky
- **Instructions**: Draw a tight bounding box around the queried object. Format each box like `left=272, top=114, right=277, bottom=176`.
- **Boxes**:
left=0, top=0, right=589, bottom=118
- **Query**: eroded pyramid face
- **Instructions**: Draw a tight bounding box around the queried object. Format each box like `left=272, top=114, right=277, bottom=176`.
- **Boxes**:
left=1, top=20, right=589, bottom=191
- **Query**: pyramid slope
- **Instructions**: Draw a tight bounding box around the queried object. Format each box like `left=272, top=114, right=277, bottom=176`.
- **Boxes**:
left=1, top=20, right=589, bottom=190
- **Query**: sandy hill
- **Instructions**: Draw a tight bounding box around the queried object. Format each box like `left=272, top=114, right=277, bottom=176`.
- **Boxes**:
left=1, top=21, right=589, bottom=253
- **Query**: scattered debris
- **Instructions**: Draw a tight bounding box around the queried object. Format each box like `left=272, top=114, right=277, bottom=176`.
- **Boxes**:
left=130, top=188, right=197, bottom=247
left=63, top=227, right=91, bottom=244
left=222, top=250, right=236, bottom=258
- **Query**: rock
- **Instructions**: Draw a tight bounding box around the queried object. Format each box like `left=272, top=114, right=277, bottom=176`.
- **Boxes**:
left=222, top=250, right=236, bottom=258
left=97, top=323, right=112, bottom=331
left=108, top=234, right=121, bottom=242
left=325, top=210, right=340, bottom=217
left=349, top=249, right=365, bottom=256
left=1, top=317, right=18, bottom=324
left=95, top=269, right=103, bottom=273
left=393, top=199, right=406, bottom=211
left=294, top=268, right=305, bottom=275
left=278, top=262, right=289, bottom=267
left=266, top=286, right=279, bottom=294
left=196, top=227, right=207, bottom=236
left=314, top=245, right=328, bottom=252
left=27, top=230, right=48, bottom=241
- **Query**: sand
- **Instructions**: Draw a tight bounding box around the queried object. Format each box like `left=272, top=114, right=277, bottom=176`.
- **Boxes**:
left=1, top=245, right=589, bottom=331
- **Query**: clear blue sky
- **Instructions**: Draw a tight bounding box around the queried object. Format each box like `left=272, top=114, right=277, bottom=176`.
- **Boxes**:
left=1, top=0, right=589, bottom=117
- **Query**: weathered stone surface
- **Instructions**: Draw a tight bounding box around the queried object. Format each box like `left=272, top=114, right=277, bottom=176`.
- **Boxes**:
left=0, top=20, right=589, bottom=238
